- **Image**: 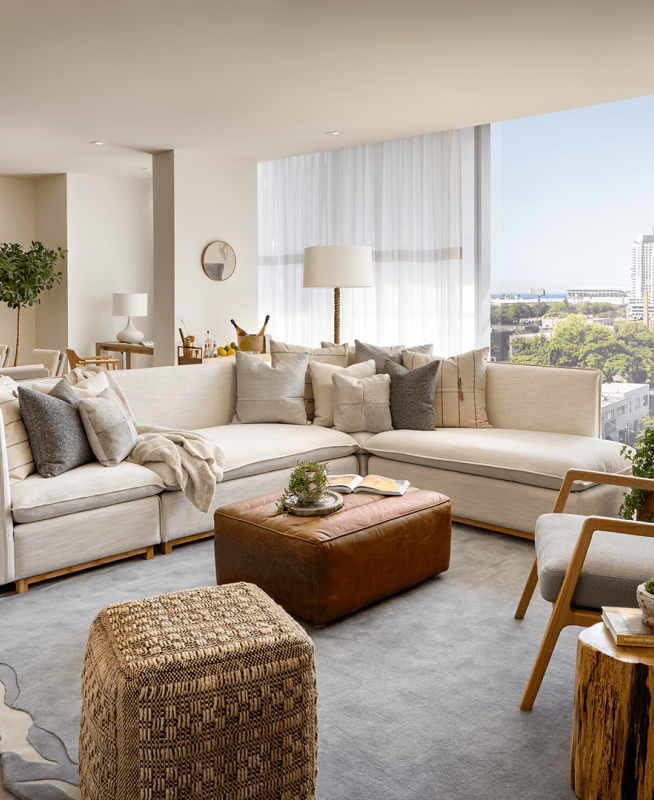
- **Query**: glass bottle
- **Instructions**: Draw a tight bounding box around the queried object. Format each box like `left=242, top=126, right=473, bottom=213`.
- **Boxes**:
left=204, top=331, right=212, bottom=358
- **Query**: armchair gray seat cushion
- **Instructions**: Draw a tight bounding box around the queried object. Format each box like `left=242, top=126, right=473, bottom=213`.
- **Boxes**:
left=536, top=512, right=654, bottom=610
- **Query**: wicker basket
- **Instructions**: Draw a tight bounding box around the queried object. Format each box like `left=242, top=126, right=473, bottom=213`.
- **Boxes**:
left=237, top=334, right=266, bottom=353
left=79, top=583, right=318, bottom=799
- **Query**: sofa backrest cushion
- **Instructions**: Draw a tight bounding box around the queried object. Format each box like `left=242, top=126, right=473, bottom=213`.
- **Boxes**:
left=484, top=362, right=601, bottom=437
left=113, top=363, right=236, bottom=429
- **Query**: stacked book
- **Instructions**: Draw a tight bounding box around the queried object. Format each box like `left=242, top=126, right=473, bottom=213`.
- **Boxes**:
left=602, top=606, right=654, bottom=647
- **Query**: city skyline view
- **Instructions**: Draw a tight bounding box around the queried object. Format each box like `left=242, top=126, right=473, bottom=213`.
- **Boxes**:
left=491, top=93, right=654, bottom=295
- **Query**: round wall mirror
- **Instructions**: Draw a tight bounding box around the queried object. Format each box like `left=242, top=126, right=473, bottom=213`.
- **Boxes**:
left=202, top=241, right=236, bottom=281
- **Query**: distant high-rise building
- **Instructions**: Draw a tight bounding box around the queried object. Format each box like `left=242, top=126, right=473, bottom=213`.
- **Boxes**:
left=631, top=229, right=654, bottom=300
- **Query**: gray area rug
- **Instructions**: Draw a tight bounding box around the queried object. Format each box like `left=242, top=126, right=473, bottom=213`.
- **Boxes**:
left=0, top=525, right=579, bottom=799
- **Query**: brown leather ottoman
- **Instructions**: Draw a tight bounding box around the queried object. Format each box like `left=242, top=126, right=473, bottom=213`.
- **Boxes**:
left=214, top=487, right=451, bottom=627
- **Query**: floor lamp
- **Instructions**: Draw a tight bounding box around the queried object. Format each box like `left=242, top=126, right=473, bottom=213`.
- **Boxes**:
left=303, top=245, right=373, bottom=344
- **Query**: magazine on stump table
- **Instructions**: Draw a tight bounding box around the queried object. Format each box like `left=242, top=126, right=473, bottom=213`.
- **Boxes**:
left=327, top=474, right=410, bottom=496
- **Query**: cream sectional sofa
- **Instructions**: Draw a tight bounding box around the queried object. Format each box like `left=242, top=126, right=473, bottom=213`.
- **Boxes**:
left=0, top=359, right=630, bottom=593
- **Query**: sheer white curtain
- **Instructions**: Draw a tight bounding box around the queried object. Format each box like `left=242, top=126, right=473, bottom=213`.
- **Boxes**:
left=258, top=131, right=468, bottom=353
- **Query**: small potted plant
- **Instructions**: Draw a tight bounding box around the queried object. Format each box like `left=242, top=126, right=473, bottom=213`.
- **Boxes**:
left=637, top=577, right=654, bottom=628
left=620, top=426, right=654, bottom=522
left=277, top=460, right=329, bottom=513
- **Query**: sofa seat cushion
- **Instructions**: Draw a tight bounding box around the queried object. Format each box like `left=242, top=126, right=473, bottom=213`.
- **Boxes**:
left=364, top=428, right=630, bottom=492
left=536, top=513, right=654, bottom=609
left=148, top=424, right=360, bottom=489
left=11, top=461, right=166, bottom=523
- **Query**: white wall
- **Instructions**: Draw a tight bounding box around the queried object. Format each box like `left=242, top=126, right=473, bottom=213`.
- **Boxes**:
left=65, top=174, right=154, bottom=367
left=0, top=177, right=37, bottom=364
left=35, top=175, right=68, bottom=360
left=153, top=151, right=258, bottom=365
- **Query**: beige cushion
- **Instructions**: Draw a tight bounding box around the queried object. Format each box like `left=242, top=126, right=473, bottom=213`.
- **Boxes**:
left=0, top=384, right=35, bottom=480
left=333, top=372, right=393, bottom=433
left=308, top=359, right=376, bottom=427
left=322, top=342, right=405, bottom=367
left=485, top=361, right=602, bottom=437
left=149, top=423, right=359, bottom=488
left=404, top=347, right=491, bottom=428
left=234, top=350, right=309, bottom=425
left=364, top=428, right=630, bottom=492
left=270, top=339, right=348, bottom=419
left=11, top=461, right=165, bottom=523
left=78, top=388, right=139, bottom=467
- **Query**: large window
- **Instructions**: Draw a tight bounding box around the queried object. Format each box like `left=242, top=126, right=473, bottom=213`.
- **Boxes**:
left=258, top=129, right=486, bottom=355
left=491, top=96, right=654, bottom=444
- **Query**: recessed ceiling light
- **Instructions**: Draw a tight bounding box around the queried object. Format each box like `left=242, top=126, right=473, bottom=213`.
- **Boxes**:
left=90, top=141, right=104, bottom=145
left=326, top=131, right=341, bottom=136
left=141, top=167, right=151, bottom=171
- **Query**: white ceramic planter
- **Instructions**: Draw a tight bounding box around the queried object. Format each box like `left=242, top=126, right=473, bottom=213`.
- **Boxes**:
left=636, top=583, right=654, bottom=628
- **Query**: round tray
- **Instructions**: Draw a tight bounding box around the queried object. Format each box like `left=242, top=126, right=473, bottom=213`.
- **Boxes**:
left=288, top=490, right=344, bottom=517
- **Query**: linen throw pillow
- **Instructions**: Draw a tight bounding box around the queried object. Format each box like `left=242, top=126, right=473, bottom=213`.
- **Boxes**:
left=403, top=347, right=492, bottom=428
left=18, top=380, right=95, bottom=478
left=332, top=372, right=393, bottom=433
left=78, top=387, right=139, bottom=467
left=383, top=358, right=440, bottom=430
left=270, top=339, right=348, bottom=419
left=308, top=359, right=376, bottom=427
left=0, top=384, right=36, bottom=480
left=234, top=350, right=309, bottom=425
left=353, top=340, right=434, bottom=372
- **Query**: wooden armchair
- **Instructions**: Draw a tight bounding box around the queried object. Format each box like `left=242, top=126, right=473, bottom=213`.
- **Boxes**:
left=66, top=348, right=119, bottom=371
left=515, top=468, right=654, bottom=710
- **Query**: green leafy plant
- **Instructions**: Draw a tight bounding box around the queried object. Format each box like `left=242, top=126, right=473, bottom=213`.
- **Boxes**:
left=645, top=577, right=654, bottom=595
left=620, top=426, right=654, bottom=522
left=0, top=241, right=66, bottom=365
left=277, top=460, right=329, bottom=513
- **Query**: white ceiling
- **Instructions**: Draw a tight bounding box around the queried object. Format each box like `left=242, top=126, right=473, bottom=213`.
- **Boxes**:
left=2, top=0, right=654, bottom=178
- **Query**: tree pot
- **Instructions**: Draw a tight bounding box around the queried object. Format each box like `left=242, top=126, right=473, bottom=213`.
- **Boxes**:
left=636, top=491, right=654, bottom=522
left=637, top=583, right=654, bottom=628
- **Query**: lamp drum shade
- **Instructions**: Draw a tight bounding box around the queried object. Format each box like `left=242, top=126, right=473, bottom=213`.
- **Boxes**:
left=112, top=293, right=148, bottom=343
left=112, top=293, right=148, bottom=318
left=303, top=246, right=373, bottom=288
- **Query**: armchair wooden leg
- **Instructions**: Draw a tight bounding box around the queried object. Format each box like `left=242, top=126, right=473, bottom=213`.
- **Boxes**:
left=515, top=558, right=538, bottom=620
left=143, top=546, right=154, bottom=560
left=520, top=603, right=575, bottom=711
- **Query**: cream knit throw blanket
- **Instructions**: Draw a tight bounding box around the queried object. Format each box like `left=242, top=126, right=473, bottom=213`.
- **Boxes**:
left=66, top=367, right=225, bottom=513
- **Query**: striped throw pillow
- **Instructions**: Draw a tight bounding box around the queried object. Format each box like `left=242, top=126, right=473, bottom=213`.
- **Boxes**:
left=0, top=385, right=36, bottom=480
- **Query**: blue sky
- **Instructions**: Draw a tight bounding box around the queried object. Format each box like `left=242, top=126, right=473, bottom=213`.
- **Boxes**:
left=491, top=94, right=654, bottom=295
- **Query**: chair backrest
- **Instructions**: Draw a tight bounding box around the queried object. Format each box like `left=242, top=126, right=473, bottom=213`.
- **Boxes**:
left=65, top=349, right=83, bottom=370
left=31, top=349, right=61, bottom=377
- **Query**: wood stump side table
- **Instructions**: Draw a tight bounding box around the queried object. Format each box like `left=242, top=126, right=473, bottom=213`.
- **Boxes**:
left=571, top=622, right=654, bottom=800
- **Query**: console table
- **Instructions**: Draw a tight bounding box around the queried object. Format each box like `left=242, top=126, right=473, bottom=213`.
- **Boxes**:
left=95, top=341, right=154, bottom=369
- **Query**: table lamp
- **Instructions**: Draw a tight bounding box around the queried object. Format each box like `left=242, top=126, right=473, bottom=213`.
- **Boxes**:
left=303, top=245, right=373, bottom=344
left=112, top=293, right=148, bottom=343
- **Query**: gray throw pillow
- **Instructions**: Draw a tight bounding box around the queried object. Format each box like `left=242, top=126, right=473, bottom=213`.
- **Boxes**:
left=234, top=350, right=309, bottom=425
left=383, top=359, right=440, bottom=430
left=332, top=372, right=393, bottom=433
left=78, top=388, right=139, bottom=467
left=354, top=340, right=434, bottom=372
left=18, top=380, right=95, bottom=478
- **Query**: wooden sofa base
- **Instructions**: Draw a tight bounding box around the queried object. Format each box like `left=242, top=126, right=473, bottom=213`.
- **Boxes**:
left=453, top=516, right=535, bottom=541
left=160, top=530, right=214, bottom=555
left=15, top=545, right=154, bottom=594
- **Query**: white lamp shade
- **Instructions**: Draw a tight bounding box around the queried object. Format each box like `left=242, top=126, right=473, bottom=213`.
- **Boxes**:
left=112, top=293, right=148, bottom=317
left=303, top=245, right=374, bottom=288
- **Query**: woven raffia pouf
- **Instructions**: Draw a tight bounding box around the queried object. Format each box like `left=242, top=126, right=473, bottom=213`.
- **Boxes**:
left=79, top=583, right=318, bottom=800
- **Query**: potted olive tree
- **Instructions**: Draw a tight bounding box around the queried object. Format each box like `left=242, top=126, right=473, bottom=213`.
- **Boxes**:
left=620, top=426, right=654, bottom=522
left=0, top=241, right=66, bottom=365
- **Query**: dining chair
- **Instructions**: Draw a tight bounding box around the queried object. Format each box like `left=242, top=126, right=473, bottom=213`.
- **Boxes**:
left=65, top=348, right=119, bottom=371
left=515, top=468, right=654, bottom=710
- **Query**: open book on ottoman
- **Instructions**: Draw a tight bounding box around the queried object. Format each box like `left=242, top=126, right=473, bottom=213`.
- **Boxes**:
left=327, top=474, right=410, bottom=496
